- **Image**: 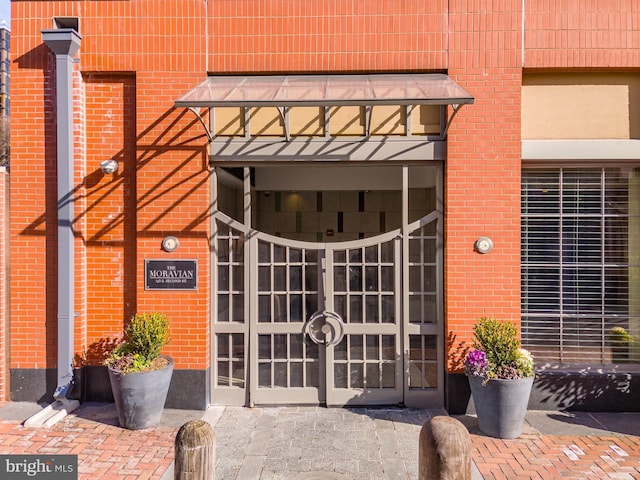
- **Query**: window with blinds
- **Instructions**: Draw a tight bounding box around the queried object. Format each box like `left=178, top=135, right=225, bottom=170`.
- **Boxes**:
left=521, top=167, right=640, bottom=364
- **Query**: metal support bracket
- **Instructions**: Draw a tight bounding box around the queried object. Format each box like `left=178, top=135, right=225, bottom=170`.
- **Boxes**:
left=188, top=107, right=214, bottom=143
left=276, top=106, right=291, bottom=141
left=442, top=104, right=466, bottom=139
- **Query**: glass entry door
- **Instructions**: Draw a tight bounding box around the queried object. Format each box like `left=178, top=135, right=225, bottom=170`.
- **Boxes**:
left=250, top=232, right=403, bottom=406
left=211, top=165, right=444, bottom=408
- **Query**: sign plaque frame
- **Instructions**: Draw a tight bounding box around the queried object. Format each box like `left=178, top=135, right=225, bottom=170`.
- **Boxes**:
left=145, top=259, right=198, bottom=290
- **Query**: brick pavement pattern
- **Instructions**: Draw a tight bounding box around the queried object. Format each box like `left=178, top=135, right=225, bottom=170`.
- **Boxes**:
left=472, top=432, right=640, bottom=480
left=0, top=405, right=639, bottom=479
left=0, top=416, right=177, bottom=479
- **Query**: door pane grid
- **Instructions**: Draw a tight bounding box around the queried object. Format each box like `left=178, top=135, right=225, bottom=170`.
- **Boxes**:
left=332, top=240, right=396, bottom=325
left=408, top=220, right=438, bottom=324
left=258, top=241, right=318, bottom=324
left=333, top=334, right=396, bottom=389
left=216, top=333, right=245, bottom=387
left=408, top=334, right=438, bottom=389
left=217, top=221, right=245, bottom=323
left=258, top=333, right=320, bottom=388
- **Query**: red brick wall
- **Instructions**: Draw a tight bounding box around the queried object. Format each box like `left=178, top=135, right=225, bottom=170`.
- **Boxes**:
left=525, top=0, right=640, bottom=68
left=445, top=0, right=524, bottom=369
left=0, top=167, right=7, bottom=399
left=8, top=0, right=640, bottom=382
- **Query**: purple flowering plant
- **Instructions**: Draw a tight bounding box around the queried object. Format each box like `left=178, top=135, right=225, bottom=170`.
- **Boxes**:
left=464, top=317, right=535, bottom=383
left=464, top=349, right=488, bottom=378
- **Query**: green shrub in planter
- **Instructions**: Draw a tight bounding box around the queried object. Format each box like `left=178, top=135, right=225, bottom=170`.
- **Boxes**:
left=105, top=312, right=171, bottom=374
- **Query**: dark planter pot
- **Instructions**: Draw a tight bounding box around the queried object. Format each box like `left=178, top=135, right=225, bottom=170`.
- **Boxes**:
left=468, top=375, right=534, bottom=439
left=108, top=355, right=174, bottom=430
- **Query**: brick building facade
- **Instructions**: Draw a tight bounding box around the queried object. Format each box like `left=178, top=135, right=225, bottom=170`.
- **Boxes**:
left=7, top=1, right=640, bottom=411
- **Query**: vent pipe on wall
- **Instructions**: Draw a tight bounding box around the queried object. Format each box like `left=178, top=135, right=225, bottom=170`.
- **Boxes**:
left=41, top=27, right=81, bottom=401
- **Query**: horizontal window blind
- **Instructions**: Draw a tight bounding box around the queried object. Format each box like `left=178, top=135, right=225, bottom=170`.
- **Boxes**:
left=521, top=167, right=640, bottom=364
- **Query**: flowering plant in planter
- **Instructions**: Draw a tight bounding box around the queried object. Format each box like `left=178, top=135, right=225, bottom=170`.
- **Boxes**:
left=464, top=317, right=534, bottom=384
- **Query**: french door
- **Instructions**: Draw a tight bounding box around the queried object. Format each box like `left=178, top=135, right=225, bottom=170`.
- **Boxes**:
left=211, top=165, right=444, bottom=407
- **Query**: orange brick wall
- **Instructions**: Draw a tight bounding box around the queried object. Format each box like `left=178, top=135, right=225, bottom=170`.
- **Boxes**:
left=525, top=0, right=640, bottom=68
left=0, top=168, right=7, bottom=399
left=8, top=0, right=640, bottom=392
left=445, top=0, right=524, bottom=369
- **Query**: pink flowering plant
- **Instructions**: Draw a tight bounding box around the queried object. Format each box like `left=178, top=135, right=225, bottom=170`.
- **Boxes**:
left=464, top=317, right=534, bottom=383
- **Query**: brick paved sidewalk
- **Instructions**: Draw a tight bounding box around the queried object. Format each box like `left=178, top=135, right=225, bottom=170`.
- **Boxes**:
left=0, top=402, right=639, bottom=479
left=0, top=414, right=178, bottom=479
left=471, top=432, right=640, bottom=479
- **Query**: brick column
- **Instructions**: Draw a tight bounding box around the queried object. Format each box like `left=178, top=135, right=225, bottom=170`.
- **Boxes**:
left=445, top=0, right=524, bottom=369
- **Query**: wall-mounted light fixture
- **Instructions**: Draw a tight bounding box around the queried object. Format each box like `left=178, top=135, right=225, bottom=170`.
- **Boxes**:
left=161, top=236, right=180, bottom=253
left=100, top=159, right=119, bottom=175
left=475, top=236, right=494, bottom=254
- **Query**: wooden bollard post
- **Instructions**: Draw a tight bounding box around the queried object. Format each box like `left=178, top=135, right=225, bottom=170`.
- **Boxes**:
left=419, top=416, right=471, bottom=480
left=175, top=419, right=216, bottom=480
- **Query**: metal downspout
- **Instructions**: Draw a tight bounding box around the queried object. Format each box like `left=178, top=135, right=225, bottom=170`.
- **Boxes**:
left=41, top=28, right=81, bottom=400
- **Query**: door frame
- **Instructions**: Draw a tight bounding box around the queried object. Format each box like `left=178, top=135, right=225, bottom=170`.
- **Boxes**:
left=210, top=164, right=445, bottom=408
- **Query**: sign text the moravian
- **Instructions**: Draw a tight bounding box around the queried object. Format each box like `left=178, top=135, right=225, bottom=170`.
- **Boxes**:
left=145, top=259, right=198, bottom=290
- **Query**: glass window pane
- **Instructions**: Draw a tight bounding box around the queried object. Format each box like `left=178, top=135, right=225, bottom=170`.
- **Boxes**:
left=217, top=361, right=229, bottom=386
left=290, top=266, right=303, bottom=291
left=231, top=360, right=245, bottom=387
left=258, top=335, right=271, bottom=360
left=274, top=334, right=287, bottom=359
left=218, top=294, right=229, bottom=322
left=349, top=266, right=363, bottom=292
left=258, top=266, right=271, bottom=291
left=290, top=335, right=304, bottom=359
left=380, top=241, right=394, bottom=263
left=351, top=336, right=363, bottom=360
left=232, top=294, right=245, bottom=322
left=382, top=363, right=395, bottom=388
left=350, top=296, right=363, bottom=323
left=409, top=362, right=423, bottom=388
left=334, top=363, right=348, bottom=389
left=274, top=294, right=287, bottom=322
left=290, top=294, right=303, bottom=322
left=365, top=296, right=379, bottom=323
left=217, top=334, right=229, bottom=358
left=381, top=296, right=395, bottom=324
left=366, top=364, right=380, bottom=388
left=365, top=266, right=378, bottom=291
left=350, top=364, right=364, bottom=388
left=274, top=363, right=287, bottom=388
left=366, top=335, right=380, bottom=360
left=259, top=363, right=271, bottom=387
left=382, top=335, right=395, bottom=360
left=274, top=245, right=286, bottom=262
left=289, top=248, right=302, bottom=263
left=218, top=266, right=229, bottom=290
left=290, top=362, right=303, bottom=387
left=258, top=241, right=270, bottom=262
left=305, top=264, right=318, bottom=291
left=334, top=266, right=347, bottom=292
left=258, top=295, right=271, bottom=322
left=274, top=266, right=286, bottom=291
left=381, top=266, right=394, bottom=292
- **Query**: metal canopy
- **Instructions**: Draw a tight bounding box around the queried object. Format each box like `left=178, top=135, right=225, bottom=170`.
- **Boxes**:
left=175, top=73, right=474, bottom=108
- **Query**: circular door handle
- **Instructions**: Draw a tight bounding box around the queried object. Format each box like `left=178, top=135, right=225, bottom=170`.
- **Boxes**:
left=303, top=310, right=345, bottom=346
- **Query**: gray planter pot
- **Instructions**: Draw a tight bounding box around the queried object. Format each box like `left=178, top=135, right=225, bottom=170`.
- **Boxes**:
left=108, top=355, right=174, bottom=430
left=468, top=375, right=534, bottom=439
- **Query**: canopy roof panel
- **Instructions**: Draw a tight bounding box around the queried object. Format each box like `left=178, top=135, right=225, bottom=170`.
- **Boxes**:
left=175, top=73, right=474, bottom=108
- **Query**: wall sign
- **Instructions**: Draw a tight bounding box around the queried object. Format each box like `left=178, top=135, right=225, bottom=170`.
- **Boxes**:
left=145, top=259, right=198, bottom=290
